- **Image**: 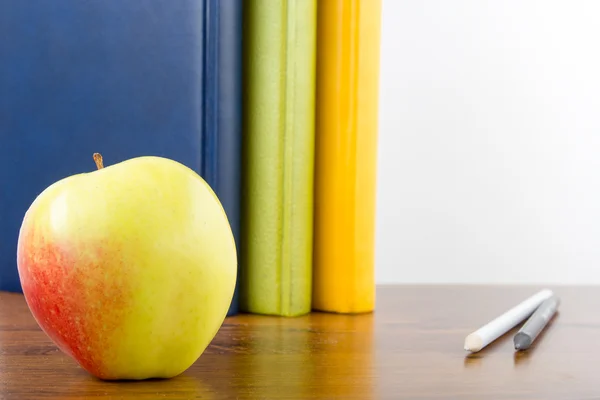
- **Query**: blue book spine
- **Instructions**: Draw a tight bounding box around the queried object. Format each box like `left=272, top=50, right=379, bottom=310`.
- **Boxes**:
left=202, top=0, right=243, bottom=316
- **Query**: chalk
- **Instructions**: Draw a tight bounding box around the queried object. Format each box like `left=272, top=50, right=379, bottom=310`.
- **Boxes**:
left=464, top=289, right=554, bottom=352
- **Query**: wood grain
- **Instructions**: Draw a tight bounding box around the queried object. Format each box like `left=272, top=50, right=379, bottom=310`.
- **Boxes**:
left=1, top=285, right=598, bottom=399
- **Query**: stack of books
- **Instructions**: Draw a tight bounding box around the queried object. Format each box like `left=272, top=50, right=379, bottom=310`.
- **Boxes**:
left=0, top=0, right=382, bottom=317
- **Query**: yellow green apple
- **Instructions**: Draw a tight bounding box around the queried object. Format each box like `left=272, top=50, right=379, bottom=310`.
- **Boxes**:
left=16, top=154, right=237, bottom=380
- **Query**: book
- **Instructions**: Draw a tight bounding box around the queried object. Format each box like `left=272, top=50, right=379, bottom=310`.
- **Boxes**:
left=0, top=0, right=243, bottom=315
left=312, top=0, right=382, bottom=313
left=240, top=0, right=317, bottom=316
left=202, top=0, right=244, bottom=315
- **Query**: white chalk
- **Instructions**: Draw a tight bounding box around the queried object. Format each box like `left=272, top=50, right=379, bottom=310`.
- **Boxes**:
left=464, top=289, right=554, bottom=352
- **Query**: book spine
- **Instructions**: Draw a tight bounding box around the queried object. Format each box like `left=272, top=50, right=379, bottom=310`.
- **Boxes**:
left=203, top=0, right=243, bottom=316
left=312, top=0, right=382, bottom=313
left=241, top=0, right=317, bottom=316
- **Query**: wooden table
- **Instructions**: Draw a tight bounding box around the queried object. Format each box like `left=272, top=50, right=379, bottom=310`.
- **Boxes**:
left=0, top=285, right=597, bottom=399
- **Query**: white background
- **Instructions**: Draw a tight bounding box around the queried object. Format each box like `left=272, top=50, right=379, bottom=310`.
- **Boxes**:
left=375, top=0, right=600, bottom=284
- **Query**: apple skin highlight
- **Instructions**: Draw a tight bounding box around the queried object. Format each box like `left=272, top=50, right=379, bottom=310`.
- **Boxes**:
left=16, top=156, right=237, bottom=380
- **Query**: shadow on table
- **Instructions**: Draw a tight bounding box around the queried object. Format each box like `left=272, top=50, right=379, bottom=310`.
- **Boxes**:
left=66, top=372, right=215, bottom=399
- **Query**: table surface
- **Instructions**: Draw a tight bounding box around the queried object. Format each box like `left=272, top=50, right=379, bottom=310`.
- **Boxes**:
left=0, top=285, right=597, bottom=399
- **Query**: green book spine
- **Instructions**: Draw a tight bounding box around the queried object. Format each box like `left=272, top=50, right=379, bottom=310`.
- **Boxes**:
left=241, top=0, right=317, bottom=316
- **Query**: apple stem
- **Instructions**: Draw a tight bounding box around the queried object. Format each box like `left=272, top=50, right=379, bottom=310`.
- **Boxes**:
left=93, top=153, right=104, bottom=170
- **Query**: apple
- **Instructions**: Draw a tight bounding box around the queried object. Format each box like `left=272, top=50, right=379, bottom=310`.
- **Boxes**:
left=16, top=153, right=237, bottom=380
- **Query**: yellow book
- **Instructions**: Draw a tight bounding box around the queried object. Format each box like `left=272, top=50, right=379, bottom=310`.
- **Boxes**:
left=312, top=0, right=382, bottom=313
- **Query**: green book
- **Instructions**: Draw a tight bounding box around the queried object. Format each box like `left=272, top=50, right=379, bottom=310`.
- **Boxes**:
left=241, top=0, right=317, bottom=316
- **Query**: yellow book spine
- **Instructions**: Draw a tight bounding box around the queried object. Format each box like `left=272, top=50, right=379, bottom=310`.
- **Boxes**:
left=312, top=0, right=382, bottom=313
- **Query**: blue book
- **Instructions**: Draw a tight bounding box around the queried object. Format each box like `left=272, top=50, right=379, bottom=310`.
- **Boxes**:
left=203, top=0, right=243, bottom=315
left=0, top=0, right=243, bottom=315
